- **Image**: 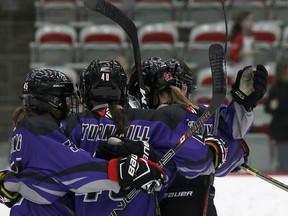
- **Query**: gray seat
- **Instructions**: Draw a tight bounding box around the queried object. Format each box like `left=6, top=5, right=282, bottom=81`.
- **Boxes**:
left=30, top=24, right=77, bottom=65
left=244, top=133, right=276, bottom=172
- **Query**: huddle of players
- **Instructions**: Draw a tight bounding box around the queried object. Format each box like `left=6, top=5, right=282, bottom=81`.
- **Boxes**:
left=0, top=56, right=267, bottom=216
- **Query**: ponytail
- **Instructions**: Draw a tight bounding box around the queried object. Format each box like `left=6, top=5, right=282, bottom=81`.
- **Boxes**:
left=109, top=101, right=129, bottom=133
left=170, top=86, right=198, bottom=110
left=12, top=106, right=39, bottom=128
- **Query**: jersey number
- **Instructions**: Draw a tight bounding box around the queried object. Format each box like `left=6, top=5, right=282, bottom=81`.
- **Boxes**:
left=101, top=73, right=110, bottom=81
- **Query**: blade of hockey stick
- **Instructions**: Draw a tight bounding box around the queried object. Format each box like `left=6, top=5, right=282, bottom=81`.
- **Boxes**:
left=240, top=164, right=288, bottom=192
left=202, top=42, right=227, bottom=216
left=109, top=44, right=227, bottom=216
left=83, top=0, right=148, bottom=109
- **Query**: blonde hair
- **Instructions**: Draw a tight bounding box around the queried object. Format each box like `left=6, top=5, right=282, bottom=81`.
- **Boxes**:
left=158, top=86, right=198, bottom=110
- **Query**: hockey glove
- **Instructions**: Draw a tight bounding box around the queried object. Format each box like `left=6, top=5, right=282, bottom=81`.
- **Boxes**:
left=231, top=65, right=268, bottom=111
left=108, top=154, right=168, bottom=193
left=204, top=135, right=228, bottom=169
left=0, top=170, right=21, bottom=208
left=96, top=137, right=157, bottom=162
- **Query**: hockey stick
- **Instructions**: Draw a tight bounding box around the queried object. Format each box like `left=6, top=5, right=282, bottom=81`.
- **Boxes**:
left=240, top=164, right=288, bottom=192
left=202, top=2, right=228, bottom=215
left=83, top=0, right=148, bottom=109
left=202, top=42, right=227, bottom=216
left=108, top=44, right=227, bottom=216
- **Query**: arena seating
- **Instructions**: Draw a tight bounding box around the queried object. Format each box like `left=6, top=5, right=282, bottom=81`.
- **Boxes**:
left=183, top=0, right=228, bottom=24
left=35, top=0, right=79, bottom=24
left=79, top=24, right=129, bottom=63
left=138, top=23, right=181, bottom=60
left=197, top=66, right=234, bottom=87
left=250, top=104, right=272, bottom=137
left=30, top=24, right=77, bottom=65
left=270, top=0, right=288, bottom=25
left=244, top=132, right=276, bottom=172
left=183, top=22, right=228, bottom=69
left=229, top=0, right=270, bottom=21
left=133, top=0, right=175, bottom=25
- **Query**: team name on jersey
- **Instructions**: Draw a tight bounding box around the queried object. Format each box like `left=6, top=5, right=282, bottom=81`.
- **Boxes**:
left=185, top=120, right=213, bottom=136
left=81, top=123, right=150, bottom=142
left=163, top=191, right=194, bottom=198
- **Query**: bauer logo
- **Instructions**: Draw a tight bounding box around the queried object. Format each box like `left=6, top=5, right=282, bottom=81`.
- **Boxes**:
left=163, top=191, right=194, bottom=198
left=23, top=82, right=29, bottom=91
left=128, top=154, right=138, bottom=177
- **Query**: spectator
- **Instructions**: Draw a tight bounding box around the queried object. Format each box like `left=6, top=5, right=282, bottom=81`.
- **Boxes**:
left=265, top=61, right=288, bottom=172
left=228, top=11, right=258, bottom=75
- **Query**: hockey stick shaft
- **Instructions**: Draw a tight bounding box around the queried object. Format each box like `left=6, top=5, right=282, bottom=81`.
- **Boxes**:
left=202, top=41, right=227, bottom=216
left=202, top=2, right=228, bottom=216
left=240, top=164, right=288, bottom=192
left=83, top=0, right=148, bottom=109
left=109, top=44, right=227, bottom=216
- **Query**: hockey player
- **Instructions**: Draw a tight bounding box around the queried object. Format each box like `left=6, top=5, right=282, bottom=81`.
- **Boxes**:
left=127, top=57, right=267, bottom=216
left=0, top=68, right=166, bottom=215
left=61, top=59, right=229, bottom=216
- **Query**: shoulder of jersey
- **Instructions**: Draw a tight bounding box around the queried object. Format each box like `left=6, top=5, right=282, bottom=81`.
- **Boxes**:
left=18, top=115, right=60, bottom=136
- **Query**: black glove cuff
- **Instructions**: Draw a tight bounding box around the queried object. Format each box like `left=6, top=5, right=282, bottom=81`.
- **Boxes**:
left=231, top=88, right=256, bottom=111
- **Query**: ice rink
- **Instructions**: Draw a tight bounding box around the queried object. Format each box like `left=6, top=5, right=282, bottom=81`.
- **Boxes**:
left=1, top=174, right=287, bottom=216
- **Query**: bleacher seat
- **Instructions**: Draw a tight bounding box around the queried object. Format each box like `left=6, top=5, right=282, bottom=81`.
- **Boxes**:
left=270, top=0, right=288, bottom=25
left=244, top=133, right=275, bottom=172
left=250, top=104, right=272, bottom=136
left=253, top=21, right=281, bottom=46
left=30, top=24, right=77, bottom=65
left=197, top=66, right=234, bottom=87
left=79, top=0, right=127, bottom=25
left=279, top=25, right=288, bottom=61
left=35, top=0, right=78, bottom=24
left=133, top=0, right=175, bottom=25
left=190, top=86, right=230, bottom=105
left=229, top=0, right=271, bottom=21
left=138, top=23, right=181, bottom=60
left=79, top=24, right=128, bottom=63
left=183, top=22, right=228, bottom=69
left=190, top=87, right=212, bottom=105
left=253, top=21, right=281, bottom=65
left=182, top=0, right=229, bottom=24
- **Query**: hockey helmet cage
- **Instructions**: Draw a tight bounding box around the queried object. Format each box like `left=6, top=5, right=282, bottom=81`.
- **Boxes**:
left=79, top=59, right=127, bottom=109
left=165, top=58, right=196, bottom=96
left=22, top=69, right=76, bottom=118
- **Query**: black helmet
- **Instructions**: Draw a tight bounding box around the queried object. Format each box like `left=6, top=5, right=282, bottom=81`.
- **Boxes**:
left=128, top=57, right=180, bottom=108
left=165, top=58, right=196, bottom=97
left=79, top=59, right=127, bottom=109
left=22, top=69, right=75, bottom=120
left=128, top=57, right=165, bottom=96
left=129, top=57, right=178, bottom=109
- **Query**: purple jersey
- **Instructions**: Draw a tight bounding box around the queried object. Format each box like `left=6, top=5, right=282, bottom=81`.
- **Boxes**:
left=62, top=104, right=217, bottom=216
left=9, top=193, right=75, bottom=216
left=174, top=102, right=250, bottom=176
left=160, top=101, right=251, bottom=216
left=4, top=115, right=120, bottom=215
